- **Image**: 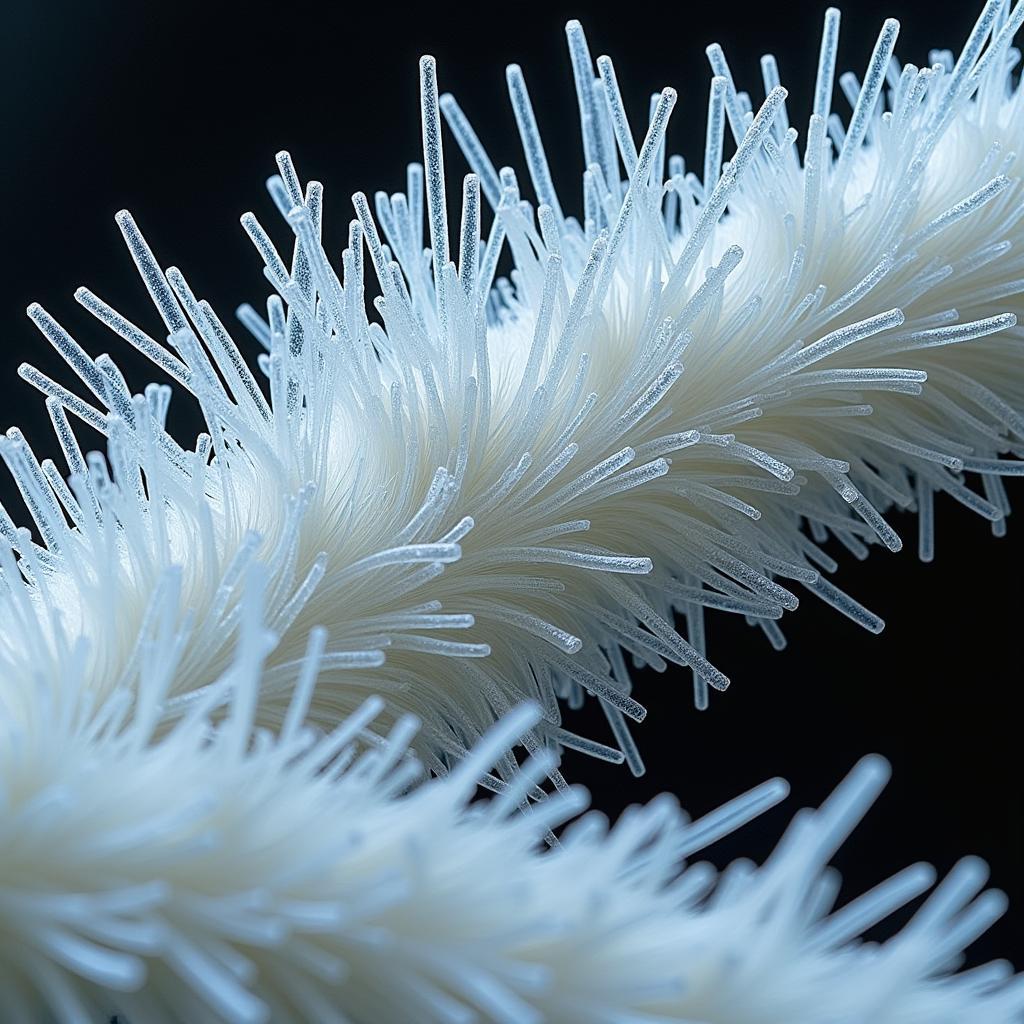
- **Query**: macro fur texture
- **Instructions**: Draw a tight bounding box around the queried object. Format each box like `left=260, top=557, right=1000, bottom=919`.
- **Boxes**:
left=1, top=571, right=1022, bottom=1022
left=0, top=0, right=1023, bottom=1019
left=6, top=5, right=1024, bottom=775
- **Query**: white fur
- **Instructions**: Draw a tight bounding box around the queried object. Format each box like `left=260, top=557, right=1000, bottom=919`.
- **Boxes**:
left=6, top=7, right=1023, bottom=774
left=1, top=574, right=1020, bottom=1021
left=0, top=4, right=1022, bottom=1017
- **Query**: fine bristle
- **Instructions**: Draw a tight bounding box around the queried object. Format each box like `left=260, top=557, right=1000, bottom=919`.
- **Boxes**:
left=0, top=2, right=1023, bottom=1017
left=1, top=591, right=1020, bottom=1021
left=5, top=6, right=1024, bottom=770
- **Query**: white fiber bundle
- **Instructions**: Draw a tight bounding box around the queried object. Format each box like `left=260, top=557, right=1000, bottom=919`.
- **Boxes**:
left=0, top=0, right=1022, bottom=1019
left=5, top=3, right=1024, bottom=773
left=1, top=573, right=1020, bottom=1022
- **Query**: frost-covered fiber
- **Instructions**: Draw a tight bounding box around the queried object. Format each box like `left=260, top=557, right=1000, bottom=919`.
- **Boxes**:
left=5, top=3, right=1024, bottom=777
left=1, top=574, right=1021, bottom=1023
left=1, top=1, right=1024, bottom=1019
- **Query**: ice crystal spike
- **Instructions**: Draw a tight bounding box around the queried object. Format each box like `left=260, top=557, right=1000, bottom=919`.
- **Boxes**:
left=0, top=5, right=1022, bottom=1014
left=5, top=3, right=1024, bottom=780
left=1, top=572, right=1021, bottom=1022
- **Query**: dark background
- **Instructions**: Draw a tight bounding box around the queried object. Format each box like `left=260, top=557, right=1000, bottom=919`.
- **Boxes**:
left=3, top=0, right=1021, bottom=966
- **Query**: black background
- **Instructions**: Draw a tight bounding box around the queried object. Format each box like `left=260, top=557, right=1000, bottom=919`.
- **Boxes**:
left=3, top=0, right=1021, bottom=967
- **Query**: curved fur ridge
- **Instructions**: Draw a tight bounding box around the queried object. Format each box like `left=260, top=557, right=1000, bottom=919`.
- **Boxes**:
left=1, top=571, right=1021, bottom=1022
left=4, top=3, right=1024, bottom=776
